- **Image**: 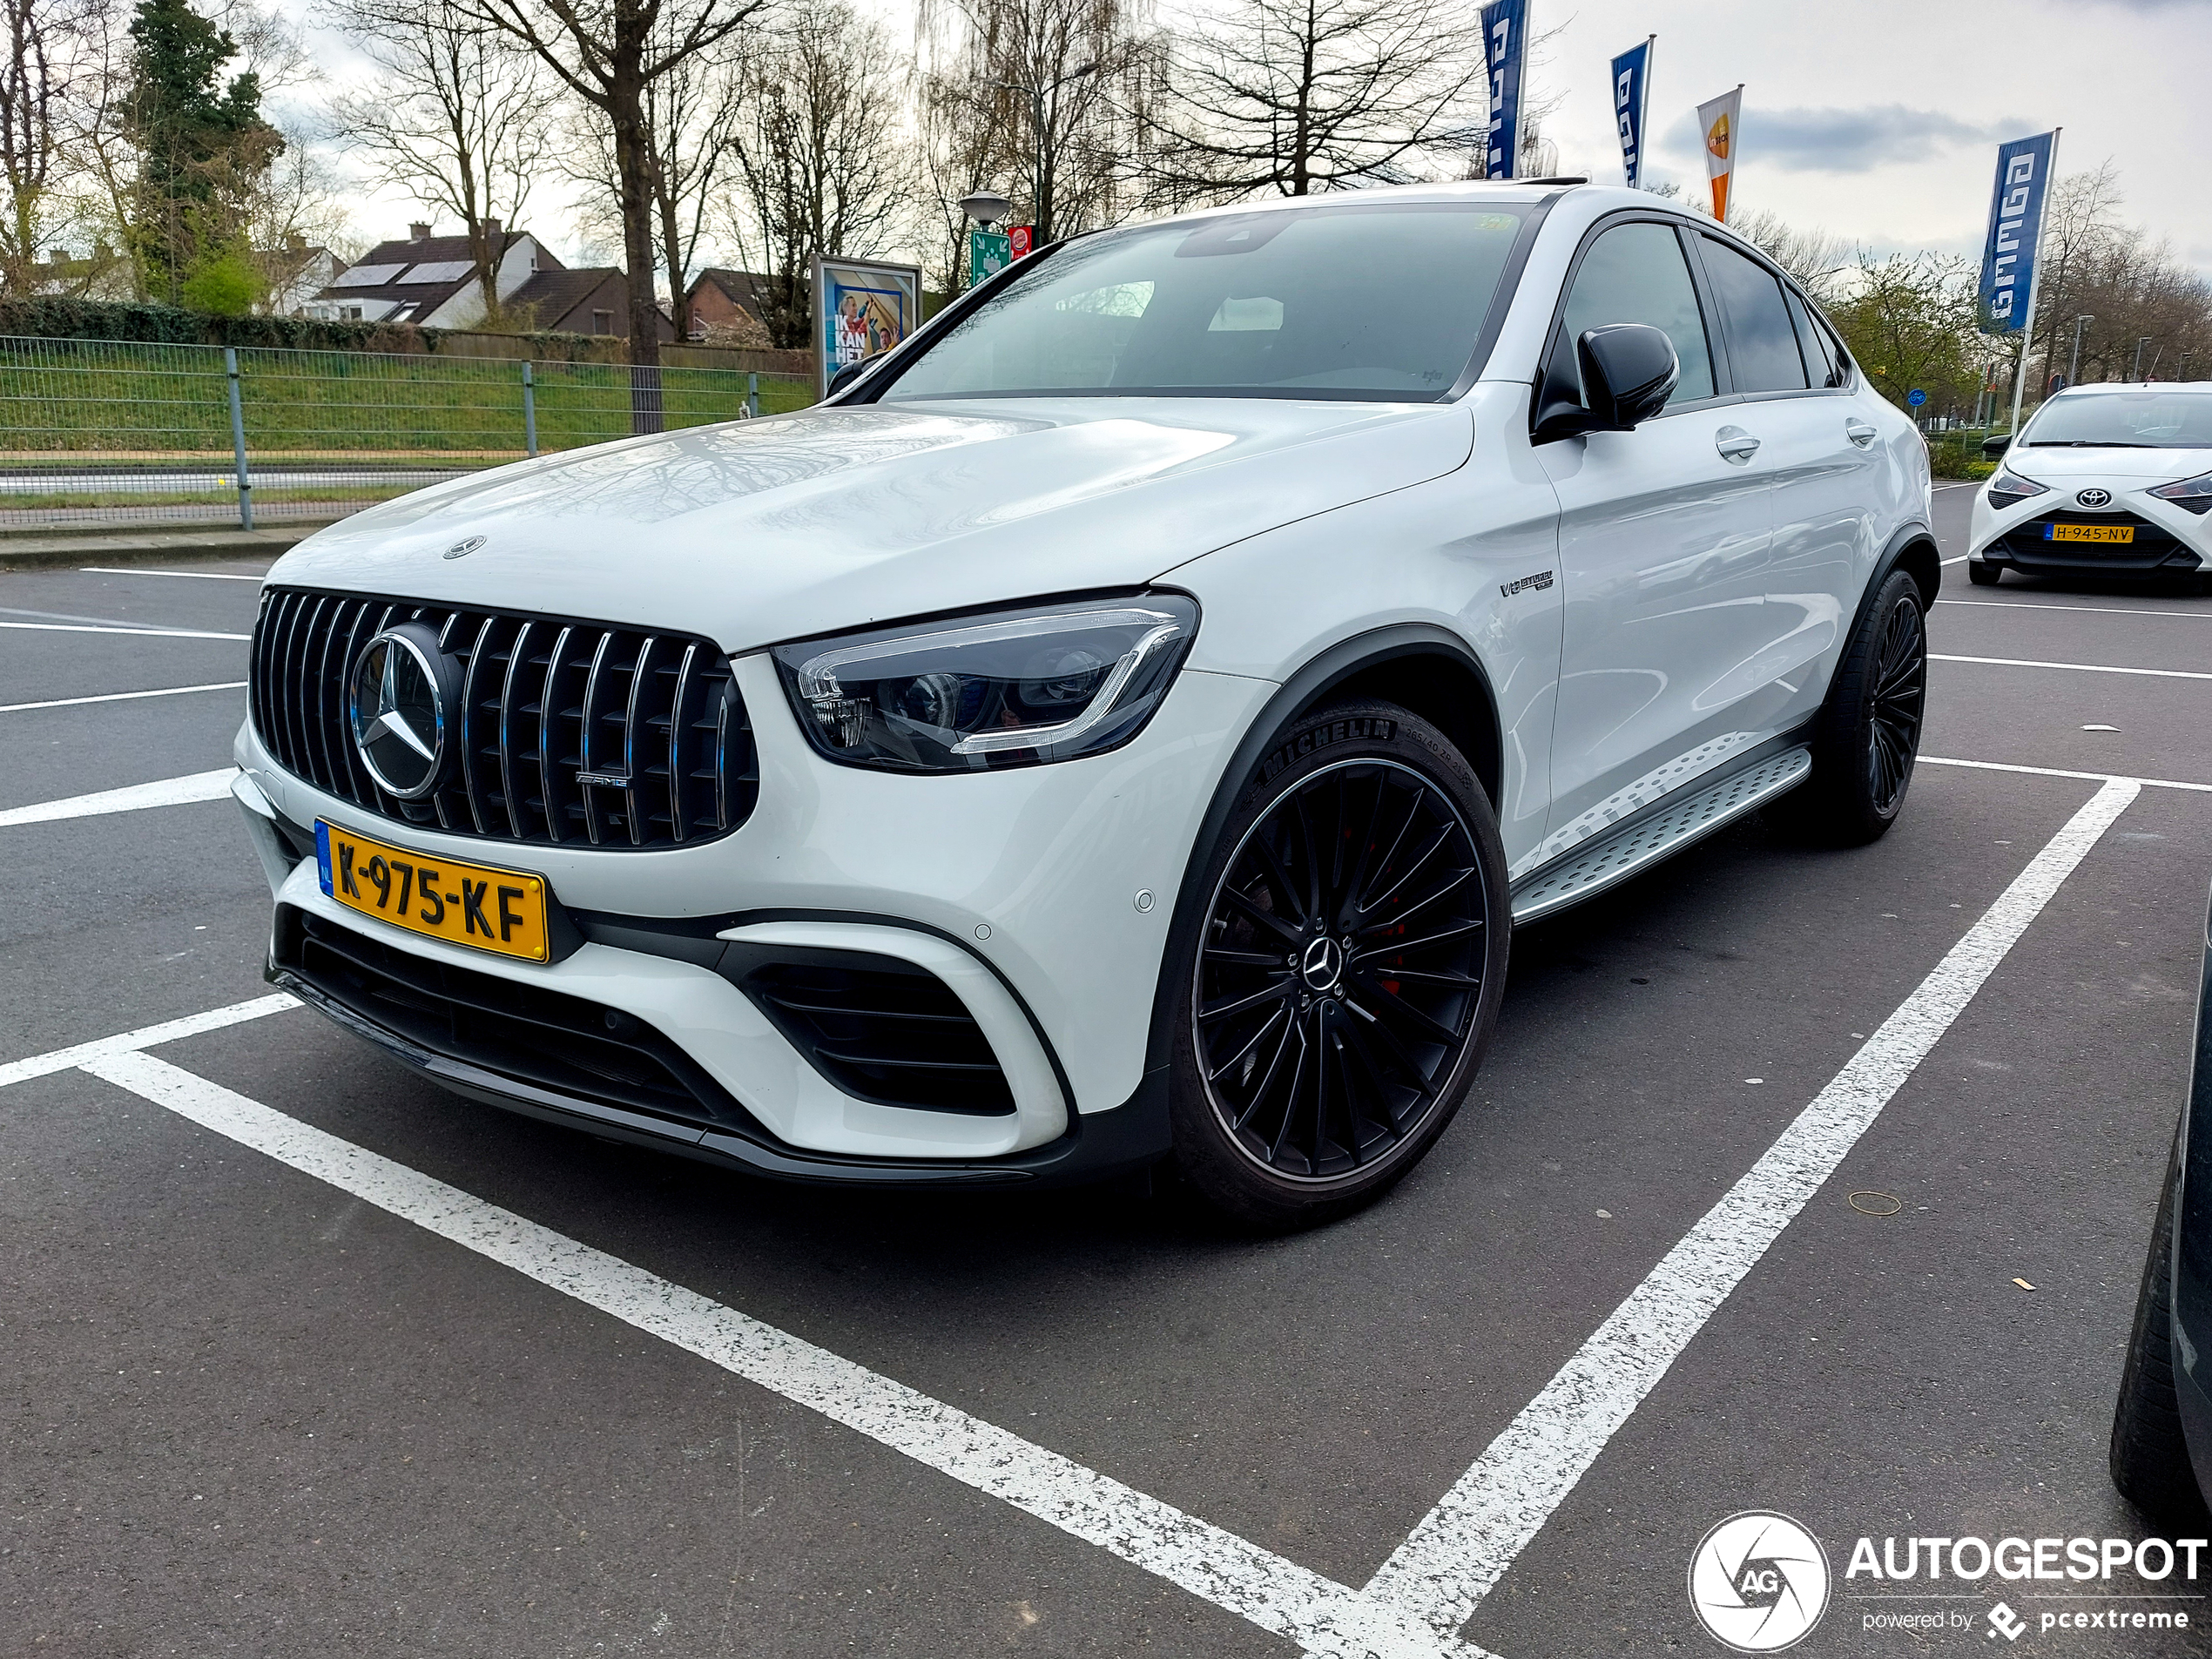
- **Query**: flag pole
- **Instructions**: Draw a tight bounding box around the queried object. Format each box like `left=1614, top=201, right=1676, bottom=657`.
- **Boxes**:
left=1640, top=36, right=1656, bottom=190
left=1726, top=82, right=1743, bottom=223
left=2007, top=125, right=2061, bottom=442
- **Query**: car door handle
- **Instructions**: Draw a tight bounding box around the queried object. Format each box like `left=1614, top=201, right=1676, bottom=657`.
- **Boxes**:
left=1715, top=427, right=1761, bottom=463
left=1845, top=420, right=1879, bottom=448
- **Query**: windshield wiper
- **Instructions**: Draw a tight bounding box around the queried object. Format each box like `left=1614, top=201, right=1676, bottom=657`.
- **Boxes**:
left=2024, top=440, right=2164, bottom=448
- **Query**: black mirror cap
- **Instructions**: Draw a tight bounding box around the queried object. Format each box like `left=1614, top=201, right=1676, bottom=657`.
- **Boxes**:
left=1576, top=324, right=1679, bottom=431
left=1981, top=433, right=2012, bottom=458
left=826, top=351, right=887, bottom=398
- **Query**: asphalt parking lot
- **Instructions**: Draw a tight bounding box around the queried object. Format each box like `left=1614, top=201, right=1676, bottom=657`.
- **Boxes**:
left=6, top=482, right=2212, bottom=1658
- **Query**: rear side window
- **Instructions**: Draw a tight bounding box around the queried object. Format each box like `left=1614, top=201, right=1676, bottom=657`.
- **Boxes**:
left=1556, top=221, right=1716, bottom=406
left=1786, top=290, right=1844, bottom=388
left=1700, top=236, right=1809, bottom=394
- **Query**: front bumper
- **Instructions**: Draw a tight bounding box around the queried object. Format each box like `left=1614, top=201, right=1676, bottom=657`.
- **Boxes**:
left=1968, top=489, right=2209, bottom=579
left=235, top=654, right=1277, bottom=1180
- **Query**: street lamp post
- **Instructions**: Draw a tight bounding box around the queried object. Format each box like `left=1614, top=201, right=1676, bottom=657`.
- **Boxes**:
left=2134, top=336, right=2153, bottom=381
left=2068, top=314, right=2093, bottom=388
left=994, top=62, right=1096, bottom=245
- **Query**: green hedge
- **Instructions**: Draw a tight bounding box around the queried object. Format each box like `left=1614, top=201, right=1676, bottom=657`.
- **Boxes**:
left=0, top=295, right=621, bottom=361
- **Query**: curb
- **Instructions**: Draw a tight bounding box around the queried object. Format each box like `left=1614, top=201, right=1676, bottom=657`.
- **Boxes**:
left=0, top=524, right=323, bottom=571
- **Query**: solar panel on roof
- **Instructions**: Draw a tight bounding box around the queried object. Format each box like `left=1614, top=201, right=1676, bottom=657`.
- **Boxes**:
left=398, top=260, right=475, bottom=284
left=333, top=263, right=407, bottom=287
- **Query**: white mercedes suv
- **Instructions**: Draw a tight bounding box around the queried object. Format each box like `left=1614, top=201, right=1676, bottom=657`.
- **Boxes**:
left=235, top=182, right=1935, bottom=1227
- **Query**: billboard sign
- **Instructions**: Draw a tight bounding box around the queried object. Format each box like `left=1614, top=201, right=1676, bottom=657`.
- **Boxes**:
left=813, top=253, right=923, bottom=399
left=1977, top=132, right=2058, bottom=335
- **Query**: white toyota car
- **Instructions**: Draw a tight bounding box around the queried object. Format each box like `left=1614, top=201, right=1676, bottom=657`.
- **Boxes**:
left=1966, top=382, right=2212, bottom=590
left=235, top=182, right=1935, bottom=1227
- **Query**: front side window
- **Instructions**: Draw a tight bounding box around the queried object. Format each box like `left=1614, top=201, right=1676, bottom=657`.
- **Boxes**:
left=1555, top=219, right=1717, bottom=406
left=1700, top=236, right=1810, bottom=394
left=2024, top=391, right=2212, bottom=448
left=878, top=204, right=1532, bottom=403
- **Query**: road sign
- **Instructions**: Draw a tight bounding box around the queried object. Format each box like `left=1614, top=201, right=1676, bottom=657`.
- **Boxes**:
left=968, top=229, right=1011, bottom=288
left=1009, top=226, right=1035, bottom=259
left=1906, top=388, right=1926, bottom=408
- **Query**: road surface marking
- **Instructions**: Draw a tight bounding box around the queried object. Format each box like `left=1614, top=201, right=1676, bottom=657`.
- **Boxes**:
left=71, top=1048, right=1482, bottom=1659
left=0, top=620, right=249, bottom=641
left=1930, top=652, right=2212, bottom=681
left=0, top=767, right=239, bottom=827
left=1938, top=599, right=2212, bottom=621
left=0, top=681, right=246, bottom=715
left=1362, top=779, right=2137, bottom=1639
left=80, top=567, right=265, bottom=581
left=0, top=994, right=297, bottom=1089
left=1921, top=755, right=2212, bottom=793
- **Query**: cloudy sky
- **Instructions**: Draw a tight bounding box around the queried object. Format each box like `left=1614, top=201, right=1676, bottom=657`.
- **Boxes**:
left=281, top=0, right=2212, bottom=276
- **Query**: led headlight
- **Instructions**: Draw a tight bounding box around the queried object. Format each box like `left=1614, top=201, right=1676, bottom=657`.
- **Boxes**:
left=772, top=593, right=1200, bottom=772
left=2148, top=470, right=2212, bottom=516
left=1986, top=468, right=2047, bottom=509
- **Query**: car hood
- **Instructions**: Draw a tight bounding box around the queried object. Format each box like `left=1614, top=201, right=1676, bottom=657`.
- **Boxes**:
left=270, top=398, right=1474, bottom=654
left=2006, top=445, right=2212, bottom=482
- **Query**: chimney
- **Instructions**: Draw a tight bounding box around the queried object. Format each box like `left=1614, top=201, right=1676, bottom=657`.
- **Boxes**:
left=409, top=221, right=431, bottom=241
left=482, top=216, right=502, bottom=242
left=285, top=231, right=305, bottom=252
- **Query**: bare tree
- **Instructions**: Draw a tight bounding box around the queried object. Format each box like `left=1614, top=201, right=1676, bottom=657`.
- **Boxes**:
left=1131, top=0, right=1487, bottom=206
left=326, top=0, right=555, bottom=326
left=720, top=0, right=907, bottom=347
left=1731, top=206, right=1850, bottom=305
left=459, top=0, right=766, bottom=406
left=916, top=0, right=1150, bottom=257
left=0, top=0, right=69, bottom=291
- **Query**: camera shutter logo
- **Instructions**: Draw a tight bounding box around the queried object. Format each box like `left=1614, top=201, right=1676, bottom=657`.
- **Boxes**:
left=2074, top=488, right=2112, bottom=509
left=349, top=627, right=449, bottom=799
left=1687, top=1512, right=1831, bottom=1651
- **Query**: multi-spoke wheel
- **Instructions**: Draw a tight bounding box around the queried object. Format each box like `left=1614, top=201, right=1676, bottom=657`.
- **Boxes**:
left=1166, top=700, right=1509, bottom=1228
left=1774, top=568, right=1929, bottom=845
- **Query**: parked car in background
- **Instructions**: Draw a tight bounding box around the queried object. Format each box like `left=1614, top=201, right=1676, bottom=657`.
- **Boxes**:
left=235, top=180, right=1936, bottom=1228
left=2113, top=882, right=2212, bottom=1521
left=1968, top=385, right=2212, bottom=590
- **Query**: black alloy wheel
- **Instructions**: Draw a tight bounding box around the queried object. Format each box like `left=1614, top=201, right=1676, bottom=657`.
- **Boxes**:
left=1168, top=700, right=1510, bottom=1227
left=1865, top=591, right=1927, bottom=819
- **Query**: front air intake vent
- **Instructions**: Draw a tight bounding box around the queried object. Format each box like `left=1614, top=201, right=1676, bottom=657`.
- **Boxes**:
left=250, top=587, right=758, bottom=848
left=742, top=961, right=1015, bottom=1116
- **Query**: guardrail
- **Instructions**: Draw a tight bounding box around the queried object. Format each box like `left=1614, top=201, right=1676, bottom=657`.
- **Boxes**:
left=0, top=336, right=816, bottom=532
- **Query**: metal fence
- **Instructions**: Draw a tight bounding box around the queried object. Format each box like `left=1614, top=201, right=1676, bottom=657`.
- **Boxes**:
left=0, top=336, right=817, bottom=532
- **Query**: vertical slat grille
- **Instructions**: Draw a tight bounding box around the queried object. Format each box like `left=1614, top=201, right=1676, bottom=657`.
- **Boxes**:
left=247, top=586, right=759, bottom=849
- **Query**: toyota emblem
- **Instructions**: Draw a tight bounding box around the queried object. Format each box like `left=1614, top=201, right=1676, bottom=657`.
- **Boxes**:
left=2075, top=488, right=2113, bottom=509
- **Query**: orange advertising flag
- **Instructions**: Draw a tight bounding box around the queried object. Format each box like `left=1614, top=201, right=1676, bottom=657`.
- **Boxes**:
left=1696, top=85, right=1743, bottom=224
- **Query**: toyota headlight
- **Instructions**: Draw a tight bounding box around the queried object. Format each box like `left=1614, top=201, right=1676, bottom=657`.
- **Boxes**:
left=1986, top=468, right=2047, bottom=509
left=772, top=594, right=1200, bottom=772
left=2148, top=469, right=2212, bottom=516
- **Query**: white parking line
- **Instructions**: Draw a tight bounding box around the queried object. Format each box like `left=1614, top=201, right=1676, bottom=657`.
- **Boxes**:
left=0, top=681, right=246, bottom=715
left=66, top=1046, right=1479, bottom=1659
left=1922, top=755, right=2212, bottom=793
left=1938, top=598, right=2212, bottom=620
left=79, top=567, right=264, bottom=581
left=0, top=620, right=249, bottom=641
left=0, top=993, right=296, bottom=1089
left=0, top=766, right=239, bottom=827
left=1362, top=778, right=2138, bottom=1639
left=1930, top=652, right=2212, bottom=682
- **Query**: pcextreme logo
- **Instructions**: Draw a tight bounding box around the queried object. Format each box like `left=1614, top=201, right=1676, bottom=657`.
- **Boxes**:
left=1689, top=1512, right=1831, bottom=1651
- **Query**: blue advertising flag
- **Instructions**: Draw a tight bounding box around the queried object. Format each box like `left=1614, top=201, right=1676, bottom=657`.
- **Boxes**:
left=1609, top=37, right=1653, bottom=189
left=1978, top=132, right=2057, bottom=335
left=1481, top=0, right=1527, bottom=180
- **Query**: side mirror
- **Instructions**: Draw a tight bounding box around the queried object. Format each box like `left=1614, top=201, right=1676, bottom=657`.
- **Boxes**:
left=1981, top=433, right=2011, bottom=458
left=1578, top=325, right=1679, bottom=430
left=827, top=351, right=887, bottom=397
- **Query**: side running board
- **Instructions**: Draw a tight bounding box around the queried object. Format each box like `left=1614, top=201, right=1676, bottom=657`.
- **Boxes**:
left=1510, top=746, right=1813, bottom=924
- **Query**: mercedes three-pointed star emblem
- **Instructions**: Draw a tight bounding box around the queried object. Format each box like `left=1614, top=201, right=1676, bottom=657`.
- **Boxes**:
left=349, top=627, right=448, bottom=799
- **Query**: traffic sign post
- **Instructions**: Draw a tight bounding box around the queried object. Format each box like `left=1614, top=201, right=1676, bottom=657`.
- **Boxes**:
left=1906, top=388, right=1926, bottom=408
left=968, top=228, right=1012, bottom=289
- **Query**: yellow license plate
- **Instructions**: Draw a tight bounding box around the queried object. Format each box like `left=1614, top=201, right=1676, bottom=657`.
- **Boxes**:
left=2047, top=523, right=2134, bottom=543
left=315, top=819, right=550, bottom=962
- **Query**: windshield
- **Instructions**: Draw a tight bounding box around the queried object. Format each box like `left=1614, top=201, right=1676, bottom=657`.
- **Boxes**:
left=879, top=202, right=1532, bottom=403
left=2023, top=389, right=2212, bottom=448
